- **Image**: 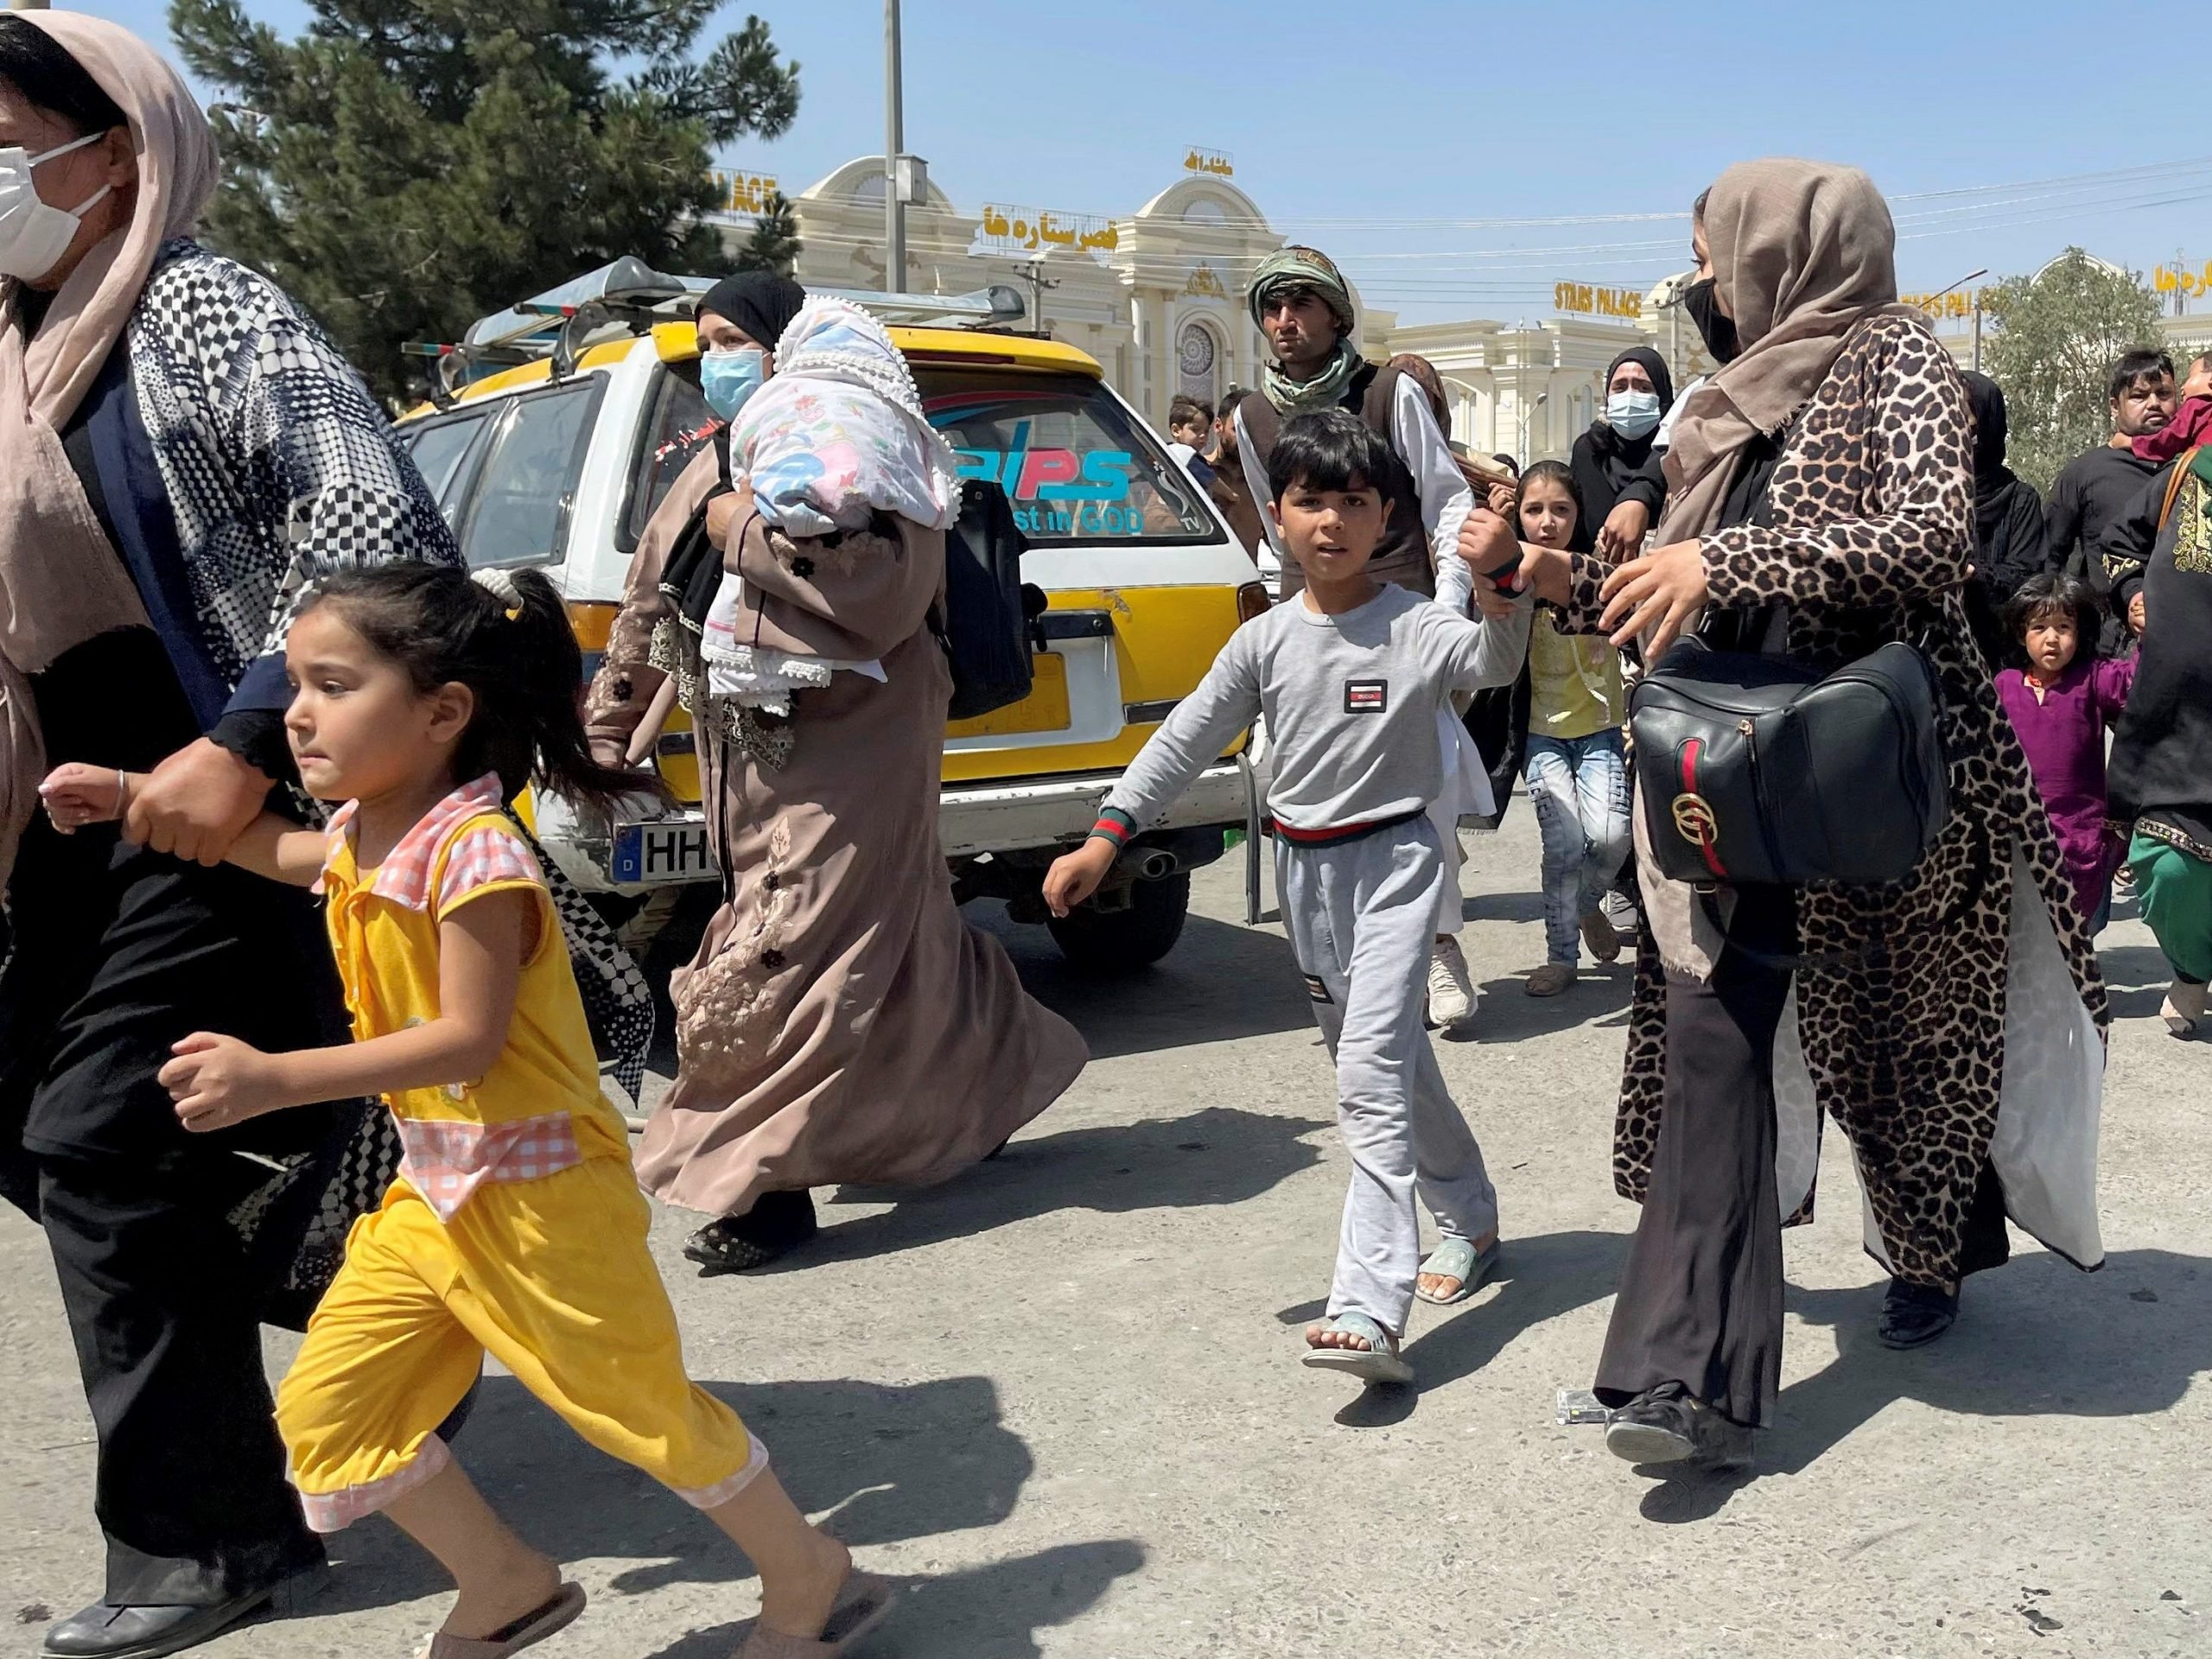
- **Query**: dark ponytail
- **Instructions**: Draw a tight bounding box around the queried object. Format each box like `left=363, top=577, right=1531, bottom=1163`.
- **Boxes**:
left=302, top=563, right=650, bottom=811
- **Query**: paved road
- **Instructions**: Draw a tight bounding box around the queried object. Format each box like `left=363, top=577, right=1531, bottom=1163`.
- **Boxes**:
left=5, top=806, right=2208, bottom=1659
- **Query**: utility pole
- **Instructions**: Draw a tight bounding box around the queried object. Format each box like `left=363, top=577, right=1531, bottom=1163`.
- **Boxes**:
left=1020, top=260, right=1058, bottom=337
left=883, top=0, right=906, bottom=294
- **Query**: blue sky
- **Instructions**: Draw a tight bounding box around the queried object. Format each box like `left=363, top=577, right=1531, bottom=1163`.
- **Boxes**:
left=80, top=0, right=2212, bottom=327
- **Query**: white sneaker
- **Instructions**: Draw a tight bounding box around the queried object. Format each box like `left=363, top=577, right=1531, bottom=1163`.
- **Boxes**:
left=1427, top=937, right=1476, bottom=1030
left=2164, top=978, right=2208, bottom=1038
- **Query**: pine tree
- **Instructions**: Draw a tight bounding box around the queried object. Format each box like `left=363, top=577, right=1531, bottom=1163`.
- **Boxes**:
left=733, top=188, right=802, bottom=278
left=1980, top=249, right=2167, bottom=493
left=169, top=0, right=801, bottom=400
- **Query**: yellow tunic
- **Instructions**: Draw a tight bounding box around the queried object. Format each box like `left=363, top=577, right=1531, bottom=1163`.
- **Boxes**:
left=276, top=775, right=757, bottom=1531
left=1526, top=610, right=1625, bottom=741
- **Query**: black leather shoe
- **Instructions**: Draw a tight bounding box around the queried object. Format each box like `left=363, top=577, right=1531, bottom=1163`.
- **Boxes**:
left=44, top=1563, right=329, bottom=1659
left=1604, top=1382, right=1754, bottom=1471
left=683, top=1188, right=818, bottom=1274
left=1878, top=1278, right=1959, bottom=1349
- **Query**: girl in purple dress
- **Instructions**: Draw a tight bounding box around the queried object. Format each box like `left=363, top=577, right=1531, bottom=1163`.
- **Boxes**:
left=1995, top=574, right=2136, bottom=932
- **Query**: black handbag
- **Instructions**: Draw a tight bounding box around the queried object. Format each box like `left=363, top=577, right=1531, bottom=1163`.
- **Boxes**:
left=1628, top=636, right=1950, bottom=889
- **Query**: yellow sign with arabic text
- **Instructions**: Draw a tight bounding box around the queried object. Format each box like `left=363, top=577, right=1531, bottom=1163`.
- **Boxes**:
left=1901, top=289, right=1986, bottom=320
left=1183, top=147, right=1235, bottom=179
left=709, top=169, right=779, bottom=216
left=977, top=205, right=1120, bottom=260
left=1554, top=283, right=1643, bottom=320
left=2157, top=261, right=2212, bottom=300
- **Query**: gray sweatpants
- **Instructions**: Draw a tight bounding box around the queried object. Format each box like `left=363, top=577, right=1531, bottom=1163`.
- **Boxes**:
left=1277, top=817, right=1500, bottom=1337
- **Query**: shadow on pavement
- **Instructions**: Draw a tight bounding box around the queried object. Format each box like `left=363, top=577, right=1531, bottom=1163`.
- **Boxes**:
left=1294, top=1230, right=1628, bottom=1429
left=976, top=906, right=1314, bottom=1062
left=1460, top=965, right=1634, bottom=1043
left=315, top=1374, right=1034, bottom=1615
left=1632, top=1248, right=2212, bottom=1519
left=2097, top=942, right=2179, bottom=1022
left=777, top=1106, right=1332, bottom=1271
left=645, top=1539, right=1147, bottom=1659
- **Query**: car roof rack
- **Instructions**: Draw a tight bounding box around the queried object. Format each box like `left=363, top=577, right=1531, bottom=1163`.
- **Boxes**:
left=404, top=260, right=1027, bottom=404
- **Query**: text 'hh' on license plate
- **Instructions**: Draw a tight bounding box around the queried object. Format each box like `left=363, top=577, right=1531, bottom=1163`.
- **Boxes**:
left=944, top=652, right=1071, bottom=740
left=613, top=819, right=716, bottom=885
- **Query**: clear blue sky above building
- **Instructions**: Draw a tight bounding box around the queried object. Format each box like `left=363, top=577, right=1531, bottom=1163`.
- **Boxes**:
left=82, top=0, right=2212, bottom=324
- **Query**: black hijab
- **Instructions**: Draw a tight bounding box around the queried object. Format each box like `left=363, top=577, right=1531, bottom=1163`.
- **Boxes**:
left=697, top=270, right=807, bottom=353
left=1960, top=371, right=2050, bottom=665
left=1571, top=346, right=1677, bottom=537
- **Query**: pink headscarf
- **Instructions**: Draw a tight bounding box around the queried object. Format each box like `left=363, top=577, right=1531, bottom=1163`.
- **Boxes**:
left=0, top=12, right=220, bottom=886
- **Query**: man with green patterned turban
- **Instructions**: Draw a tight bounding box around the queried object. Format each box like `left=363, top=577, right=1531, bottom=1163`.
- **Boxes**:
left=1231, top=245, right=1519, bottom=1034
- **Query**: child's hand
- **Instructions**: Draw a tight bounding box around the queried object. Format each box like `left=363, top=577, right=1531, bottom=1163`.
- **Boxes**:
left=1043, top=839, right=1118, bottom=918
left=2128, top=591, right=2146, bottom=636
left=38, top=764, right=129, bottom=834
left=1456, top=507, right=1522, bottom=575
left=160, top=1033, right=289, bottom=1132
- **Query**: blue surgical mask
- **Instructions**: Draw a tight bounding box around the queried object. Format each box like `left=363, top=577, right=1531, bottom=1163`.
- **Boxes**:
left=1605, top=390, right=1662, bottom=439
left=700, top=346, right=769, bottom=419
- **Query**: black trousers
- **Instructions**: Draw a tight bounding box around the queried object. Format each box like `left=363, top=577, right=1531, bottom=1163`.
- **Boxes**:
left=1595, top=885, right=1797, bottom=1428
left=2, top=817, right=346, bottom=1605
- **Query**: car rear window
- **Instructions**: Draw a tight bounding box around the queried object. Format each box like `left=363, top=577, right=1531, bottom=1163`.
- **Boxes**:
left=917, top=365, right=1217, bottom=544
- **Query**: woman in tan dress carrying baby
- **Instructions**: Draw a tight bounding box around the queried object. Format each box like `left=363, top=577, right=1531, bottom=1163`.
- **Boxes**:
left=588, top=279, right=1087, bottom=1271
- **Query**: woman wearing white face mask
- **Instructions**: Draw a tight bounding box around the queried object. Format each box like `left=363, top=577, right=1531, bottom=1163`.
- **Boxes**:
left=1572, top=346, right=1677, bottom=563
left=0, top=13, right=475, bottom=1657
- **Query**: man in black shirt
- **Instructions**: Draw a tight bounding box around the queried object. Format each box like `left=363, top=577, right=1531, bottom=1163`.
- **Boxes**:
left=2045, top=348, right=2177, bottom=647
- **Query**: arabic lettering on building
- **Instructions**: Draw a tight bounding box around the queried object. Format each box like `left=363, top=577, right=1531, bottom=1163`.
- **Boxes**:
left=1183, top=147, right=1235, bottom=179
left=1554, top=283, right=1644, bottom=320
left=2156, top=261, right=2212, bottom=299
left=976, top=206, right=1121, bottom=260
left=1899, top=289, right=1986, bottom=320
left=709, top=169, right=779, bottom=216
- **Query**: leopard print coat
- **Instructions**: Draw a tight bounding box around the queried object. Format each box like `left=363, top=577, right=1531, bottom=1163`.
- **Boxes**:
left=1560, top=310, right=2107, bottom=1290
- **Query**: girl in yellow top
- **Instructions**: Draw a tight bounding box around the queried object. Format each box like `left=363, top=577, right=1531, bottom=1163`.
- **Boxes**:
left=41, top=565, right=895, bottom=1659
left=1515, top=462, right=1632, bottom=997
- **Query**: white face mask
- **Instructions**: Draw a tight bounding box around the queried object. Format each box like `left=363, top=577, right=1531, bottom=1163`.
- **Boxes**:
left=0, top=130, right=116, bottom=283
left=1605, top=389, right=1662, bottom=439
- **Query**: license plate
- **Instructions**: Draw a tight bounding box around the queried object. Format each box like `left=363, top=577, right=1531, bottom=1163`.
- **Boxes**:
left=612, top=818, right=716, bottom=885
left=945, top=652, right=1071, bottom=740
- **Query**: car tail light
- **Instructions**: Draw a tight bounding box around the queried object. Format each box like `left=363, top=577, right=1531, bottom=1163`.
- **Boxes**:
left=1236, top=582, right=1272, bottom=622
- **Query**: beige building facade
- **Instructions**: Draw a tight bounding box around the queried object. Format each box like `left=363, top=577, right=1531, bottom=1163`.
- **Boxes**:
left=725, top=161, right=2212, bottom=468
left=710, top=156, right=1688, bottom=462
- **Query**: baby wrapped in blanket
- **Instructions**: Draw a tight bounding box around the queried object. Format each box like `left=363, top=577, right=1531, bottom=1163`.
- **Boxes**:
left=701, top=298, right=962, bottom=711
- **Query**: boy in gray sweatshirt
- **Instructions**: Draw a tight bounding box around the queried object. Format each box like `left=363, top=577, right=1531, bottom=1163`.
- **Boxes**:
left=1045, top=410, right=1532, bottom=1385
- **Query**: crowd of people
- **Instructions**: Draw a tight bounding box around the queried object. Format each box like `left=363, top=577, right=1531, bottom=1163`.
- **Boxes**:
left=0, top=11, right=2204, bottom=1659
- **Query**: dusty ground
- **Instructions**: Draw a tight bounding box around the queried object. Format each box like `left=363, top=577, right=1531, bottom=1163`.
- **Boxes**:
left=5, top=805, right=2208, bottom=1659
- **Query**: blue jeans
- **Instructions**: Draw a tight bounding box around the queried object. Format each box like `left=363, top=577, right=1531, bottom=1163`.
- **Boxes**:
left=1524, top=729, right=1632, bottom=964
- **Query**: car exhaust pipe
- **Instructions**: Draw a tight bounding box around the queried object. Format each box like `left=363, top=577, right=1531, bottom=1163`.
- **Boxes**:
left=1122, top=848, right=1179, bottom=881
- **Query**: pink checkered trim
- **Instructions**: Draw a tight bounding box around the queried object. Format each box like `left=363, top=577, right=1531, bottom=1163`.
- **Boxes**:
left=434, top=824, right=544, bottom=919
left=317, top=773, right=513, bottom=909
left=397, top=1112, right=585, bottom=1222
left=294, top=1433, right=451, bottom=1534
left=670, top=1433, right=771, bottom=1510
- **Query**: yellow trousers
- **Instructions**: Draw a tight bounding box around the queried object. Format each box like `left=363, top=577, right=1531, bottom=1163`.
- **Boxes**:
left=276, top=1157, right=758, bottom=1532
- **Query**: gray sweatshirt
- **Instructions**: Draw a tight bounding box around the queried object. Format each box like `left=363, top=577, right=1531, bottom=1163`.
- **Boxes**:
left=1106, top=584, right=1534, bottom=833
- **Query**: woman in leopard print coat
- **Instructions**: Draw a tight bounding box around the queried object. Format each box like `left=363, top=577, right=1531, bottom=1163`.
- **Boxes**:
left=1489, top=162, right=2106, bottom=1464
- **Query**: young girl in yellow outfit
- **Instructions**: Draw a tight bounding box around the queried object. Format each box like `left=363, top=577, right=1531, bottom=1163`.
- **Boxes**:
left=41, top=563, right=897, bottom=1659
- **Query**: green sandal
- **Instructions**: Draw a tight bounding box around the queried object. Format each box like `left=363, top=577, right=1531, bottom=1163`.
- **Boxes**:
left=1301, top=1313, right=1414, bottom=1385
left=1415, top=1236, right=1502, bottom=1306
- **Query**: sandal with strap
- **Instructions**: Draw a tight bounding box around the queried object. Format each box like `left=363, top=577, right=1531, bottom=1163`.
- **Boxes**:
left=737, top=1572, right=899, bottom=1658
left=418, top=1582, right=586, bottom=1658
left=1414, top=1236, right=1502, bottom=1306
left=1300, top=1313, right=1414, bottom=1385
